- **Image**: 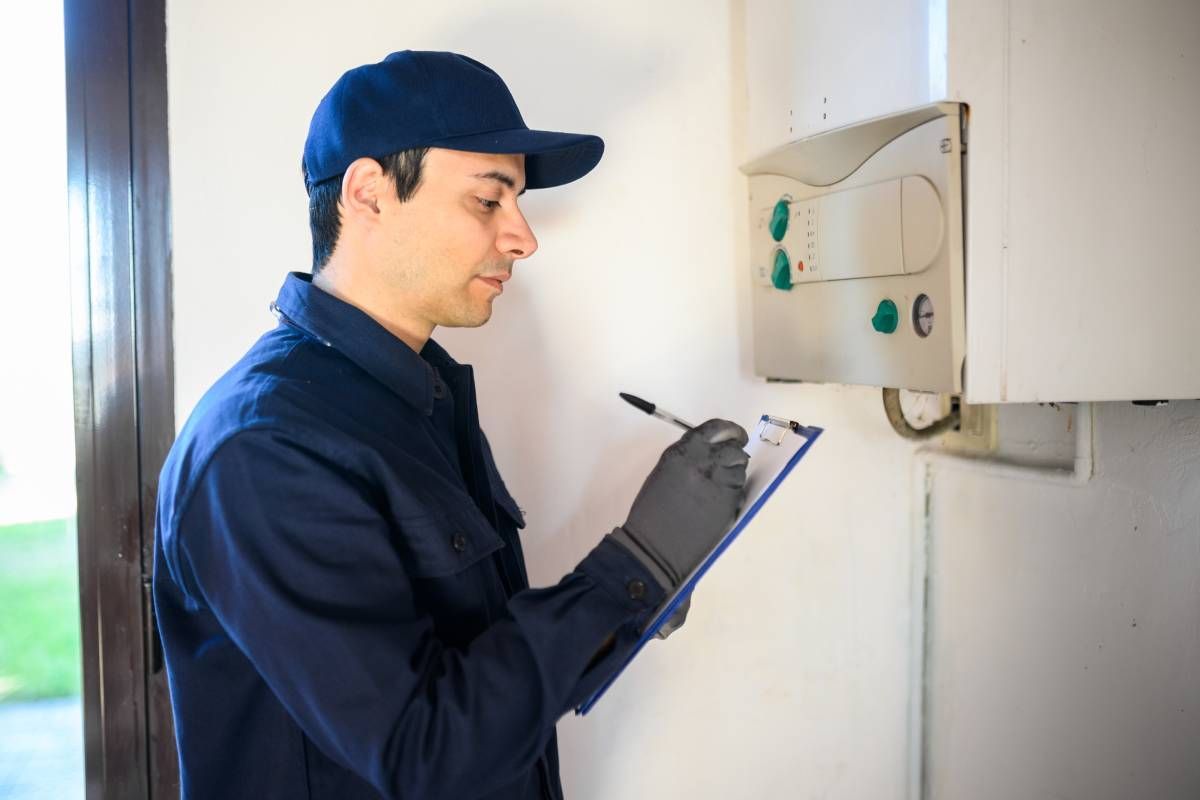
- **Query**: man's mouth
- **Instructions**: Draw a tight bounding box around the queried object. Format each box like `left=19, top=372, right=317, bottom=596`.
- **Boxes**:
left=476, top=273, right=510, bottom=293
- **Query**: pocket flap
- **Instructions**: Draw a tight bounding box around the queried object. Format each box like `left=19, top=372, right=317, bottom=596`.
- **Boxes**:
left=491, top=487, right=526, bottom=530
left=398, top=509, right=504, bottom=578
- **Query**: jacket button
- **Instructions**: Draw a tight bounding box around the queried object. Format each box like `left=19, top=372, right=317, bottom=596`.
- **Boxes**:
left=451, top=534, right=467, bottom=553
left=627, top=579, right=647, bottom=600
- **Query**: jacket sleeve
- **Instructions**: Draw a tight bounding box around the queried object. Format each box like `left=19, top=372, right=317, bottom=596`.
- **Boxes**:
left=168, top=427, right=664, bottom=800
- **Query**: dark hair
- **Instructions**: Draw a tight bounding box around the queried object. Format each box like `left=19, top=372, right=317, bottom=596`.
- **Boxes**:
left=303, top=147, right=430, bottom=273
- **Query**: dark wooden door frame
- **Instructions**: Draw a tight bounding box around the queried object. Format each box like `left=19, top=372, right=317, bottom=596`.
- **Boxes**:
left=65, top=0, right=177, bottom=796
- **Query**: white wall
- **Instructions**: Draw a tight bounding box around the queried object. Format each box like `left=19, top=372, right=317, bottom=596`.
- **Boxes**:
left=925, top=401, right=1200, bottom=800
left=169, top=1, right=919, bottom=797
left=743, top=0, right=946, bottom=156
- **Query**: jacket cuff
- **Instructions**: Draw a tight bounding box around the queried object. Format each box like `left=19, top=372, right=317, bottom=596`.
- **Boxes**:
left=576, top=529, right=668, bottom=617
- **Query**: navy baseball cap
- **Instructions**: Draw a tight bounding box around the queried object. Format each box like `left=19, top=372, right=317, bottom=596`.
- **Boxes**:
left=302, top=50, right=605, bottom=191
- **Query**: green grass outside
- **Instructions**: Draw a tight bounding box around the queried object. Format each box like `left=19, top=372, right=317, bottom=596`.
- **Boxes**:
left=0, top=517, right=82, bottom=701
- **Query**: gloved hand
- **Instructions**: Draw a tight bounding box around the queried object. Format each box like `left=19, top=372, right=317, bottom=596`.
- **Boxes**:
left=655, top=596, right=691, bottom=640
left=608, top=419, right=750, bottom=637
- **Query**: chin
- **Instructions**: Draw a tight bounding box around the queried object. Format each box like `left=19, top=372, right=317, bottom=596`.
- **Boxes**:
left=441, top=304, right=494, bottom=329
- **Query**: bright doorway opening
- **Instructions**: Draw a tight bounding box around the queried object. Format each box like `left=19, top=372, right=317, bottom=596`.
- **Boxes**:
left=0, top=2, right=85, bottom=798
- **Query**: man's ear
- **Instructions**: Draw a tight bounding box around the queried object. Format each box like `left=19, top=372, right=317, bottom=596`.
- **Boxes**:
left=341, top=157, right=385, bottom=221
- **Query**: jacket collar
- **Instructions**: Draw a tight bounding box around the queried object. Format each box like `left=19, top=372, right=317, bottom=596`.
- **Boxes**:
left=271, top=272, right=462, bottom=416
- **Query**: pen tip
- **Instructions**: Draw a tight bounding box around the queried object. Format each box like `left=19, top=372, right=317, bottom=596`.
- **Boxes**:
left=619, top=392, right=655, bottom=415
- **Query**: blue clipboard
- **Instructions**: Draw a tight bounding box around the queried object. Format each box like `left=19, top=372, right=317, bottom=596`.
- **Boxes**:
left=576, top=415, right=823, bottom=715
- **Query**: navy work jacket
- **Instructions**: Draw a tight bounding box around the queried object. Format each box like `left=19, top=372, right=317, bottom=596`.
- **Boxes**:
left=153, top=272, right=665, bottom=800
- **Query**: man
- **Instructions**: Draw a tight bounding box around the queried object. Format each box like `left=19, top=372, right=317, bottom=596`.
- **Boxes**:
left=153, top=50, right=750, bottom=800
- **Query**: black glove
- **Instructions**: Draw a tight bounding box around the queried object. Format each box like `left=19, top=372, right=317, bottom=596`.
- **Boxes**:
left=608, top=419, right=750, bottom=636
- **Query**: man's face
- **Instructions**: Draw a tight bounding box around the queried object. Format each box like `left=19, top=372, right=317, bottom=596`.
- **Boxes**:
left=375, top=148, right=537, bottom=330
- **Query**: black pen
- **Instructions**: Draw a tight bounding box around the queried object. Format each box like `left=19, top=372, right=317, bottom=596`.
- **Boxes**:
left=619, top=392, right=694, bottom=431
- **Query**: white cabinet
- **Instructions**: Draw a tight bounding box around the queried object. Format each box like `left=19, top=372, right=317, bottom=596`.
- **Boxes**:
left=743, top=0, right=1200, bottom=402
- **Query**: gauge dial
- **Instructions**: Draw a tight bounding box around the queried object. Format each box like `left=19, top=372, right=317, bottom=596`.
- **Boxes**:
left=913, top=293, right=934, bottom=338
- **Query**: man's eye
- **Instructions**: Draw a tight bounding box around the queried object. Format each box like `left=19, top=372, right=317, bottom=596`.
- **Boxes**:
left=477, top=197, right=500, bottom=211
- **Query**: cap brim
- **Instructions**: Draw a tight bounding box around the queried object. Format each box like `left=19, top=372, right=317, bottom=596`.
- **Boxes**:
left=430, top=128, right=604, bottom=190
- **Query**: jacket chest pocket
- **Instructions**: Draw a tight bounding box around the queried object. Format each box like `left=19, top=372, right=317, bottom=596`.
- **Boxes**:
left=397, top=510, right=506, bottom=644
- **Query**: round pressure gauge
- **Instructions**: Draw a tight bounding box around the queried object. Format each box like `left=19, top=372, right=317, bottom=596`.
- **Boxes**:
left=913, top=294, right=935, bottom=338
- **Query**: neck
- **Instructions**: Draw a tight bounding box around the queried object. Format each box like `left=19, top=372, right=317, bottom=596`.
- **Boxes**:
left=312, top=259, right=433, bottom=353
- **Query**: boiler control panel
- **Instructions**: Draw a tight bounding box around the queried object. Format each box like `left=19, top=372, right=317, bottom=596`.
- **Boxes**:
left=743, top=103, right=966, bottom=393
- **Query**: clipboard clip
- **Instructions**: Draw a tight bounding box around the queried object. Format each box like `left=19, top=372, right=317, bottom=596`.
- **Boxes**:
left=757, top=415, right=801, bottom=446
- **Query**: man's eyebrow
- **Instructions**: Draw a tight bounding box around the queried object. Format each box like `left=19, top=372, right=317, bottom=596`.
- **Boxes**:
left=472, top=170, right=526, bottom=196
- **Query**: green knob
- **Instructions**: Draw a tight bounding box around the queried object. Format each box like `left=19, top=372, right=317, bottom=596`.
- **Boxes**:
left=872, top=299, right=899, bottom=333
left=771, top=249, right=793, bottom=290
left=769, top=199, right=790, bottom=242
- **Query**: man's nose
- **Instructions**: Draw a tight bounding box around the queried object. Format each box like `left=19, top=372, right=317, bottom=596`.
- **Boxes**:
left=498, top=207, right=538, bottom=260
